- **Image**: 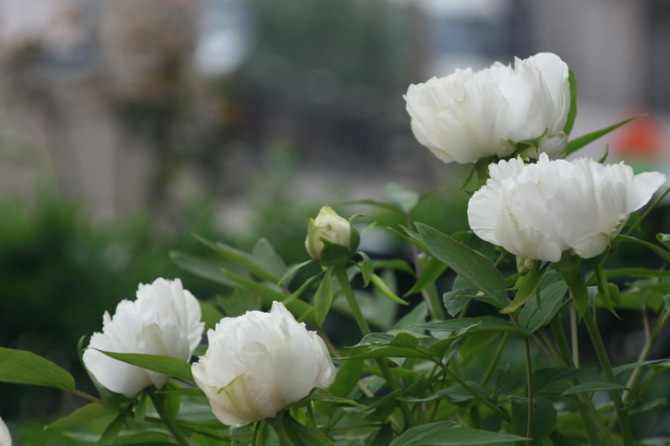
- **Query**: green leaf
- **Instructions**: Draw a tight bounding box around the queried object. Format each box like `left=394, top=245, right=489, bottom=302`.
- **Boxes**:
left=417, top=224, right=507, bottom=308
left=414, top=317, right=526, bottom=337
left=387, top=182, right=419, bottom=214
left=252, top=238, right=287, bottom=280
left=282, top=414, right=337, bottom=446
left=532, top=367, right=596, bottom=394
left=169, top=251, right=236, bottom=287
left=518, top=271, right=567, bottom=334
left=510, top=397, right=557, bottom=445
left=195, top=234, right=278, bottom=282
left=217, top=289, right=261, bottom=317
left=328, top=356, right=364, bottom=398
left=657, top=233, right=670, bottom=249
left=96, top=351, right=193, bottom=382
left=500, top=264, right=545, bottom=314
left=619, top=234, right=670, bottom=263
left=390, top=423, right=526, bottom=446
left=406, top=257, right=448, bottom=297
left=314, top=269, right=334, bottom=327
left=371, top=273, right=409, bottom=305
left=394, top=302, right=428, bottom=330
left=563, top=115, right=643, bottom=157
left=0, top=347, right=75, bottom=390
left=278, top=260, right=314, bottom=287
left=357, top=251, right=374, bottom=286
left=564, top=69, right=578, bottom=135
left=222, top=269, right=316, bottom=324
left=198, top=299, right=224, bottom=331
left=561, top=381, right=627, bottom=395
left=46, top=402, right=117, bottom=430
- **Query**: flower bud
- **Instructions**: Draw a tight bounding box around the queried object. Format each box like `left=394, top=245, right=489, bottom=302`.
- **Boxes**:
left=305, top=206, right=359, bottom=265
left=83, top=278, right=204, bottom=398
left=192, top=301, right=336, bottom=426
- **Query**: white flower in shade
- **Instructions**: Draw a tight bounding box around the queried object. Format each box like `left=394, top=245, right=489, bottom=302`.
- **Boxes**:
left=83, top=278, right=204, bottom=398
left=0, top=417, right=11, bottom=446
left=192, top=301, right=336, bottom=426
left=467, top=154, right=666, bottom=262
left=405, top=52, right=571, bottom=164
left=305, top=206, right=359, bottom=265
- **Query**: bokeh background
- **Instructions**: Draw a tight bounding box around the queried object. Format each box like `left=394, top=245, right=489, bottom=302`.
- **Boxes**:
left=2, top=0, right=670, bottom=443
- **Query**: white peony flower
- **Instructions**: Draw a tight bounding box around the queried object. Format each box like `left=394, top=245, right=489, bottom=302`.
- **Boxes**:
left=192, top=301, right=336, bottom=426
left=405, top=52, right=571, bottom=164
left=305, top=206, right=359, bottom=265
left=0, top=417, right=11, bottom=446
left=467, top=154, right=666, bottom=262
left=83, top=278, right=204, bottom=398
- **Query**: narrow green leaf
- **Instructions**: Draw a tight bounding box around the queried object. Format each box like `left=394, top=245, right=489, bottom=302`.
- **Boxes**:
left=563, top=69, right=578, bottom=135
left=169, top=251, right=235, bottom=287
left=252, top=238, right=287, bottom=280
left=328, top=356, right=364, bottom=398
left=406, top=257, right=448, bottom=297
left=357, top=251, right=374, bottom=286
left=282, top=414, right=337, bottom=446
left=500, top=264, right=544, bottom=314
left=518, top=271, right=567, bottom=334
left=96, top=351, right=193, bottom=382
left=564, top=115, right=643, bottom=157
left=417, top=224, right=507, bottom=308
left=198, top=299, right=224, bottom=331
left=314, top=269, right=334, bottom=327
left=657, top=233, right=670, bottom=249
left=194, top=234, right=278, bottom=282
left=47, top=402, right=117, bottom=430
left=278, top=260, right=314, bottom=287
left=390, top=423, right=526, bottom=446
left=387, top=182, right=419, bottom=214
left=414, top=317, right=526, bottom=337
left=619, top=234, right=670, bottom=263
left=222, top=270, right=316, bottom=324
left=371, top=273, right=409, bottom=305
left=561, top=381, right=627, bottom=395
left=0, top=347, right=75, bottom=390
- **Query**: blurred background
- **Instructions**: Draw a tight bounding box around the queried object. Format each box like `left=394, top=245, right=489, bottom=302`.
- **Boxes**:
left=2, top=0, right=670, bottom=443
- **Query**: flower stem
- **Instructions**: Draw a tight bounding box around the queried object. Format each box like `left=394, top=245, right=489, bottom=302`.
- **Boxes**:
left=148, top=390, right=189, bottom=446
left=522, top=335, right=534, bottom=446
left=555, top=257, right=633, bottom=445
left=333, top=265, right=416, bottom=428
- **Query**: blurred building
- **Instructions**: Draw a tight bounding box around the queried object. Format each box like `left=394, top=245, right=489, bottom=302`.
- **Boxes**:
left=0, top=0, right=669, bottom=221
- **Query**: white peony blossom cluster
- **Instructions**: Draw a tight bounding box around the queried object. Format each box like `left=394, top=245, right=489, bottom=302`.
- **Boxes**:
left=192, top=301, right=336, bottom=426
left=83, top=278, right=204, bottom=398
left=467, top=154, right=666, bottom=262
left=405, top=52, right=571, bottom=164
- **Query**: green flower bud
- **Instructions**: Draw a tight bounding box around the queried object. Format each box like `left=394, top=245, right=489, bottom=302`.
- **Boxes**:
left=305, top=206, right=360, bottom=266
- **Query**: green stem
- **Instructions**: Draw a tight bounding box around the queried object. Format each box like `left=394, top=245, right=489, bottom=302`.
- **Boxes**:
left=148, top=390, right=189, bottom=446
left=333, top=265, right=416, bottom=428
left=522, top=335, right=534, bottom=446
left=555, top=257, right=633, bottom=446
left=480, top=333, right=510, bottom=387
left=549, top=312, right=614, bottom=445
left=608, top=308, right=670, bottom=430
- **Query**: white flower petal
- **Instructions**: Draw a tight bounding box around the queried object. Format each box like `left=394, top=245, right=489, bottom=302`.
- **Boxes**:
left=467, top=156, right=666, bottom=262
left=405, top=53, right=570, bottom=164
left=192, top=301, right=336, bottom=426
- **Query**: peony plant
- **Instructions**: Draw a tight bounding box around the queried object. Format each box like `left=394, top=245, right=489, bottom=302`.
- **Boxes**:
left=1, top=51, right=670, bottom=446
